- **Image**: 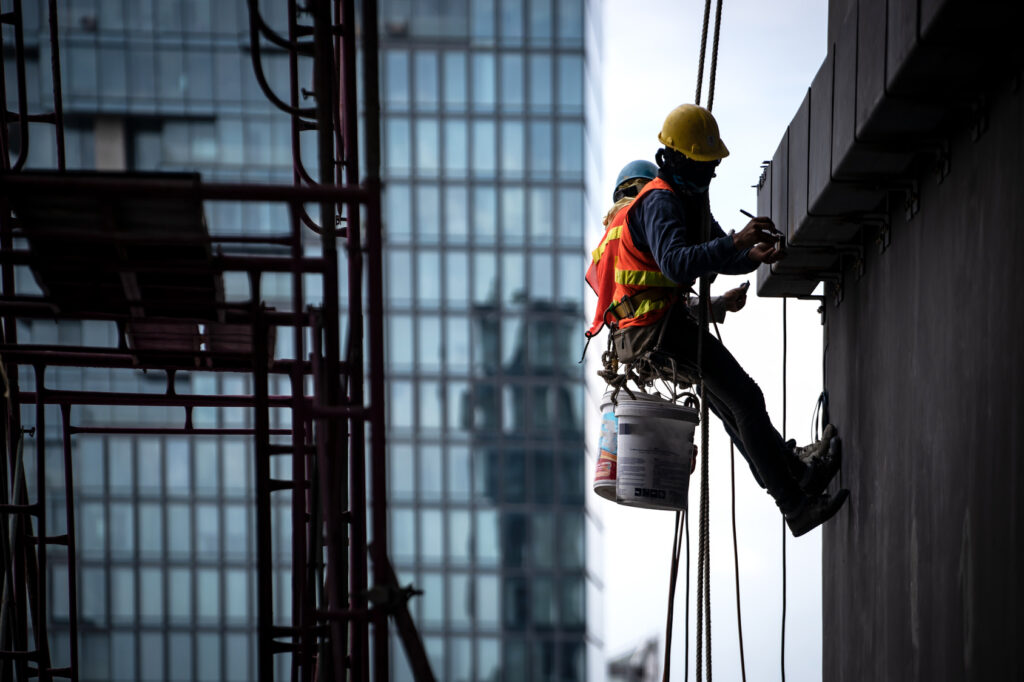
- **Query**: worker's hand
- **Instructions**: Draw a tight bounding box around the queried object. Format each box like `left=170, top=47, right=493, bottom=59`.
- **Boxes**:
left=733, top=217, right=778, bottom=250
left=721, top=284, right=748, bottom=312
left=748, top=241, right=787, bottom=264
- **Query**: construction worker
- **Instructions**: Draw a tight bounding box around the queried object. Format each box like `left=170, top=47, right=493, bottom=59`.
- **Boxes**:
left=594, top=104, right=847, bottom=537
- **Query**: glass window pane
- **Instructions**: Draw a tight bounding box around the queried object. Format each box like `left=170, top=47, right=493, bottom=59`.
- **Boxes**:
left=503, top=578, right=529, bottom=629
left=528, top=0, right=553, bottom=44
left=470, top=53, right=495, bottom=110
left=475, top=509, right=500, bottom=565
left=386, top=117, right=411, bottom=175
left=500, top=54, right=524, bottom=111
left=168, top=633, right=193, bottom=682
left=446, top=318, right=471, bottom=374
left=558, top=253, right=583, bottom=305
left=140, top=568, right=163, bottom=622
left=417, top=317, right=442, bottom=372
left=500, top=122, right=524, bottom=178
left=532, top=576, right=557, bottom=625
left=473, top=252, right=498, bottom=305
left=419, top=509, right=444, bottom=563
left=528, top=55, right=552, bottom=111
left=169, top=567, right=191, bottom=623
left=80, top=502, right=105, bottom=558
left=443, top=120, right=468, bottom=178
left=81, top=567, right=107, bottom=624
left=415, top=185, right=441, bottom=244
left=476, top=637, right=502, bottom=680
left=475, top=575, right=501, bottom=628
left=165, top=437, right=189, bottom=494
left=448, top=575, right=472, bottom=628
left=558, top=188, right=584, bottom=245
left=445, top=252, right=470, bottom=307
left=391, top=380, right=414, bottom=430
left=196, top=633, right=221, bottom=681
left=416, top=250, right=441, bottom=306
left=529, top=187, right=554, bottom=245
left=560, top=511, right=585, bottom=568
left=224, top=505, right=247, bottom=559
left=111, top=567, right=135, bottom=622
left=225, top=569, right=248, bottom=622
left=531, top=511, right=555, bottom=568
left=194, top=438, right=219, bottom=496
left=470, top=0, right=496, bottom=43
left=472, top=187, right=497, bottom=244
left=196, top=503, right=219, bottom=557
left=108, top=437, right=132, bottom=494
left=388, top=314, right=414, bottom=372
left=385, top=182, right=413, bottom=243
left=197, top=568, right=219, bottom=622
left=415, top=118, right=440, bottom=176
left=443, top=53, right=467, bottom=110
left=413, top=51, right=439, bottom=109
left=419, top=445, right=443, bottom=500
left=168, top=503, right=192, bottom=558
left=446, top=186, right=469, bottom=243
left=560, top=576, right=585, bottom=627
left=139, top=503, right=163, bottom=559
left=471, top=121, right=496, bottom=176
left=111, top=632, right=136, bottom=682
left=447, top=380, right=471, bottom=431
left=109, top=502, right=134, bottom=558
left=420, top=573, right=445, bottom=628
left=556, top=0, right=584, bottom=46
left=387, top=249, right=414, bottom=306
left=385, top=50, right=409, bottom=108
left=529, top=121, right=553, bottom=177
left=501, top=187, right=526, bottom=244
left=558, top=121, right=584, bottom=177
left=389, top=444, right=415, bottom=500
left=557, top=55, right=584, bottom=113
left=419, top=381, right=443, bottom=430
left=392, top=508, right=416, bottom=563
left=502, top=253, right=525, bottom=307
left=448, top=509, right=471, bottom=563
left=529, top=253, right=553, bottom=301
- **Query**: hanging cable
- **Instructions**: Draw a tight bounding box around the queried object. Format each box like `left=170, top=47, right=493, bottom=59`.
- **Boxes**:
left=706, top=0, right=724, bottom=112
left=694, top=0, right=713, bottom=106
left=781, top=298, right=788, bottom=682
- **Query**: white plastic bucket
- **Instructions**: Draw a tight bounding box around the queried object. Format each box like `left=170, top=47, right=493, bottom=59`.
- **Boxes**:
left=614, top=399, right=699, bottom=511
left=592, top=390, right=663, bottom=502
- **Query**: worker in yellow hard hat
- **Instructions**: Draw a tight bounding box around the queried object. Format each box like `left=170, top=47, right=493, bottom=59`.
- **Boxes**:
left=596, top=104, right=847, bottom=537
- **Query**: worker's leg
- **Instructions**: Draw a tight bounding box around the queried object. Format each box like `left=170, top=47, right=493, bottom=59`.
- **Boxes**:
left=702, top=392, right=765, bottom=489
left=659, top=314, right=802, bottom=509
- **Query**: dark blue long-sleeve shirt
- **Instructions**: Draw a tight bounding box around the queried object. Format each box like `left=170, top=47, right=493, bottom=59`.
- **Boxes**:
left=627, top=179, right=757, bottom=288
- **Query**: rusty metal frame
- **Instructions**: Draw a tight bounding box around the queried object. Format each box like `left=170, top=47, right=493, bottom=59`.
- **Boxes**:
left=0, top=0, right=434, bottom=680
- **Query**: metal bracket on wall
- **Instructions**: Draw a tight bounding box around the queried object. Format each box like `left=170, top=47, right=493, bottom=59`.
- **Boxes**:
left=970, top=97, right=989, bottom=142
left=934, top=140, right=951, bottom=185
left=904, top=181, right=920, bottom=222
left=797, top=294, right=826, bottom=326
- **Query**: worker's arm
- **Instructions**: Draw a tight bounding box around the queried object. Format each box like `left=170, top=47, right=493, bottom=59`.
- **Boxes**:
left=629, top=190, right=756, bottom=284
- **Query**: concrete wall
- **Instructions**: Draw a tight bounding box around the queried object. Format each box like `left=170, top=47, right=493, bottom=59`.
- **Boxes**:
left=822, top=72, right=1024, bottom=680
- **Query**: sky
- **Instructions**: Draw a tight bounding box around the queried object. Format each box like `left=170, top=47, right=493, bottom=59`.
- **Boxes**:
left=595, top=1, right=831, bottom=680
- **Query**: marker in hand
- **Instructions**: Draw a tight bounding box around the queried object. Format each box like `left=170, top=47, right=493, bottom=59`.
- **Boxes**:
left=740, top=209, right=785, bottom=242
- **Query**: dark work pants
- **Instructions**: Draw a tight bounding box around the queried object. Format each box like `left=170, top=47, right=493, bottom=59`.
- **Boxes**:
left=622, top=307, right=803, bottom=509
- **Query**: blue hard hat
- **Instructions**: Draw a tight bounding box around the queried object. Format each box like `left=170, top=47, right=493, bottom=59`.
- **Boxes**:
left=614, top=160, right=659, bottom=198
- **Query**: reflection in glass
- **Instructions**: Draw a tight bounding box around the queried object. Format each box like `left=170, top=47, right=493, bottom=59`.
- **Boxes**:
left=476, top=637, right=502, bottom=681
left=471, top=121, right=497, bottom=176
left=475, top=574, right=501, bottom=627
left=415, top=185, right=441, bottom=243
left=500, top=123, right=525, bottom=178
left=472, top=188, right=497, bottom=245
left=503, top=578, right=528, bottom=630
left=446, top=319, right=472, bottom=374
left=413, top=51, right=439, bottom=109
left=443, top=53, right=468, bottom=110
left=471, top=54, right=496, bottom=110
left=528, top=54, right=552, bottom=111
left=385, top=50, right=409, bottom=108
left=385, top=117, right=412, bottom=175
left=448, top=574, right=472, bottom=628
left=445, top=186, right=469, bottom=242
left=419, top=381, right=443, bottom=430
left=529, top=121, right=553, bottom=177
left=417, top=317, right=443, bottom=372
left=444, top=253, right=470, bottom=307
left=385, top=182, right=413, bottom=242
left=531, top=511, right=555, bottom=568
left=501, top=187, right=526, bottom=243
left=500, top=54, right=524, bottom=110
left=448, top=509, right=472, bottom=562
left=560, top=575, right=586, bottom=627
left=447, top=445, right=472, bottom=499
left=415, top=119, right=440, bottom=176
left=560, top=512, right=585, bottom=569
left=502, top=253, right=525, bottom=306
left=475, top=508, right=500, bottom=565
left=443, top=120, right=468, bottom=177
left=419, top=444, right=443, bottom=499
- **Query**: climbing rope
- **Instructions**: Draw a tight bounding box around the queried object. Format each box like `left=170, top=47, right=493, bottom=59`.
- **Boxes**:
left=780, top=298, right=788, bottom=682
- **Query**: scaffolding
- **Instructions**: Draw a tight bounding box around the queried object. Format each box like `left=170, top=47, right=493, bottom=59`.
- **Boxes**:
left=0, top=0, right=432, bottom=679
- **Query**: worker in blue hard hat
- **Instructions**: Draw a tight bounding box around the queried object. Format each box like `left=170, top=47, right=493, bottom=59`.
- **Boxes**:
left=594, top=104, right=847, bottom=537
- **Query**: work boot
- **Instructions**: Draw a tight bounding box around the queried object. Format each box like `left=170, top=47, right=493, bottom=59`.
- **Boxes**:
left=784, top=488, right=849, bottom=538
left=784, top=425, right=841, bottom=496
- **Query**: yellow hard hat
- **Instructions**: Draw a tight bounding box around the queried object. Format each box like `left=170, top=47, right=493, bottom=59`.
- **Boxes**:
left=658, top=104, right=730, bottom=162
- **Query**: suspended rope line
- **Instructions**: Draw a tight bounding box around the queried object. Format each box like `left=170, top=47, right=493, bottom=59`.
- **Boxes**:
left=694, top=0, right=713, bottom=106
left=663, top=510, right=685, bottom=682
left=707, top=0, right=724, bottom=112
left=781, top=298, right=788, bottom=682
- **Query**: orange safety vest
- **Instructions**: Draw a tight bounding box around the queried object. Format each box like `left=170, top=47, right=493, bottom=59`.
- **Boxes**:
left=586, top=177, right=681, bottom=336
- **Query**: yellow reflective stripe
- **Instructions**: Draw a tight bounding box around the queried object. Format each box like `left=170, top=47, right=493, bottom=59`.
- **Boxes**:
left=592, top=225, right=623, bottom=264
left=631, top=297, right=672, bottom=318
left=614, top=268, right=677, bottom=288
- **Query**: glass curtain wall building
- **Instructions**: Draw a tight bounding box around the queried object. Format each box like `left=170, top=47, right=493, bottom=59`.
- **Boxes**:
left=378, top=1, right=603, bottom=680
left=6, top=0, right=602, bottom=679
